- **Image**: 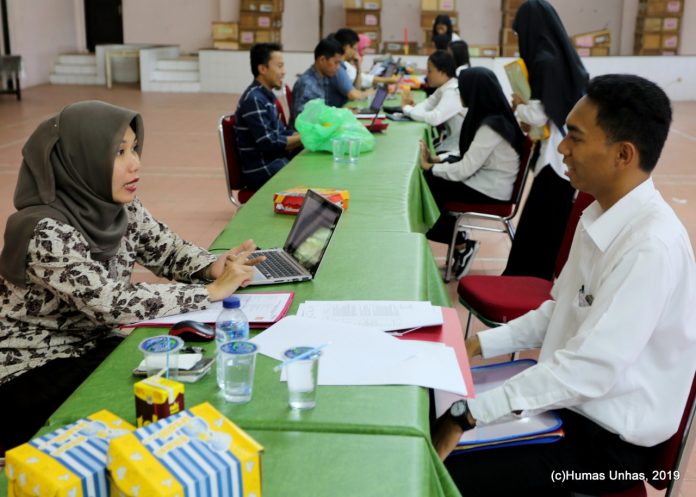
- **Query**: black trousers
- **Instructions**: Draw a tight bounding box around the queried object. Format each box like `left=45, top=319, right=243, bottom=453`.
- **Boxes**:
left=424, top=171, right=507, bottom=245
left=444, top=410, right=656, bottom=497
left=0, top=336, right=122, bottom=452
left=503, top=165, right=576, bottom=279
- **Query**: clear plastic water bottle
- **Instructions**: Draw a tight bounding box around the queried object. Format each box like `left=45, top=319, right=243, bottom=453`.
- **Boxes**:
left=215, top=296, right=249, bottom=389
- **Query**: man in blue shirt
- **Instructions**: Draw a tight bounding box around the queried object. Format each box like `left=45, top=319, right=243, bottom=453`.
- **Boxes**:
left=290, top=38, right=343, bottom=124
left=235, top=43, right=302, bottom=189
left=326, top=28, right=371, bottom=108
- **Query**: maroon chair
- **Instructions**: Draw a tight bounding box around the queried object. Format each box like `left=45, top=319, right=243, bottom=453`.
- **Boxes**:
left=443, top=137, right=534, bottom=281
left=274, top=84, right=293, bottom=127
left=218, top=114, right=257, bottom=208
left=595, top=374, right=696, bottom=497
left=457, top=192, right=594, bottom=338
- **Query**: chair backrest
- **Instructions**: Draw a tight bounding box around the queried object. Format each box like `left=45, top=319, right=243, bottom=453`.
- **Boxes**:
left=503, top=137, right=535, bottom=220
left=553, top=191, right=594, bottom=278
left=649, top=373, right=696, bottom=492
left=218, top=113, right=246, bottom=192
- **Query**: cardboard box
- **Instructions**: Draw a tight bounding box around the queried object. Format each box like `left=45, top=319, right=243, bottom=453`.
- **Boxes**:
left=438, top=0, right=456, bottom=11
left=134, top=376, right=185, bottom=428
left=239, top=11, right=282, bottom=29
left=636, top=15, right=681, bottom=33
left=640, top=0, right=683, bottom=16
left=239, top=29, right=282, bottom=47
left=108, top=403, right=263, bottom=497
left=274, top=187, right=350, bottom=215
left=468, top=44, right=501, bottom=57
left=345, top=9, right=381, bottom=27
left=502, top=9, right=517, bottom=29
left=344, top=0, right=382, bottom=9
left=500, top=27, right=516, bottom=45
left=213, top=40, right=241, bottom=50
left=502, top=0, right=525, bottom=10
left=241, top=0, right=284, bottom=12
left=382, top=41, right=419, bottom=55
left=421, top=0, right=438, bottom=9
left=576, top=46, right=610, bottom=56
left=6, top=410, right=135, bottom=497
left=499, top=44, right=519, bottom=57
left=421, top=12, right=458, bottom=29
left=352, top=27, right=381, bottom=45
left=212, top=21, right=239, bottom=41
left=636, top=48, right=678, bottom=55
left=571, top=29, right=611, bottom=48
left=635, top=31, right=679, bottom=50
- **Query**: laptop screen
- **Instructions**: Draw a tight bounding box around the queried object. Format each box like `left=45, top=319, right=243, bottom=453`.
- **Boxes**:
left=370, top=86, right=388, bottom=112
left=283, top=190, right=343, bottom=276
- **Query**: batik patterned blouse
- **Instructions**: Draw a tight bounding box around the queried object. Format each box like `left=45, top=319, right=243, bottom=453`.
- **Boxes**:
left=0, top=198, right=217, bottom=385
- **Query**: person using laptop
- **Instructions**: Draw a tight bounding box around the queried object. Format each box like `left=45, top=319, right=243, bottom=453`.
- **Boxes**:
left=0, top=101, right=262, bottom=451
left=291, top=38, right=344, bottom=125
left=235, top=43, right=303, bottom=189
left=420, top=67, right=524, bottom=279
left=401, top=50, right=465, bottom=154
left=448, top=40, right=470, bottom=76
left=326, top=28, right=373, bottom=108
left=432, top=75, right=696, bottom=497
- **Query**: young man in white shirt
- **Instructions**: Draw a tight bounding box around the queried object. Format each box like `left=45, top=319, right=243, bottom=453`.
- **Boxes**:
left=433, top=74, right=696, bottom=496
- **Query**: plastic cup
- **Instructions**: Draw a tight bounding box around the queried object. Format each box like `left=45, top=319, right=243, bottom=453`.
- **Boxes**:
left=219, top=341, right=258, bottom=403
left=332, top=137, right=350, bottom=163
left=346, top=138, right=361, bottom=163
left=138, top=335, right=184, bottom=379
left=284, top=346, right=321, bottom=410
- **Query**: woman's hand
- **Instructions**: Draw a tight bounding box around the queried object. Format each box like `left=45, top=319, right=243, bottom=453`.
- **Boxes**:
left=419, top=140, right=436, bottom=171
left=511, top=92, right=523, bottom=111
left=206, top=261, right=254, bottom=301
left=401, top=86, right=414, bottom=106
left=207, top=239, right=264, bottom=280
left=465, top=335, right=482, bottom=360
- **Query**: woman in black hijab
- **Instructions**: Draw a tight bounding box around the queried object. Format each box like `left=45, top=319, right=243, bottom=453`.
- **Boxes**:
left=421, top=67, right=524, bottom=279
left=0, top=101, right=260, bottom=450
left=502, top=0, right=589, bottom=279
left=432, top=14, right=461, bottom=50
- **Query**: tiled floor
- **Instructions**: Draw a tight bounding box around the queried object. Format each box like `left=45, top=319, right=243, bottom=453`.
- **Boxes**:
left=1, top=85, right=694, bottom=496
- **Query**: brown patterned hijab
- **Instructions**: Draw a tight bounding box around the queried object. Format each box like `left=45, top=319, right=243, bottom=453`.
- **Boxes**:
left=0, top=101, right=144, bottom=287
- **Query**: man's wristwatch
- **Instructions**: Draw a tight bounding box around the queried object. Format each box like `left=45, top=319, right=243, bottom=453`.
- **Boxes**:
left=448, top=400, right=476, bottom=431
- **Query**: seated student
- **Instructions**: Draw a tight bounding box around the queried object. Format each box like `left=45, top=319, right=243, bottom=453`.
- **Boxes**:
left=291, top=37, right=344, bottom=124
left=326, top=28, right=371, bottom=108
left=0, top=101, right=262, bottom=451
left=433, top=75, right=696, bottom=497
left=347, top=32, right=399, bottom=90
left=235, top=43, right=302, bottom=190
left=432, top=14, right=461, bottom=50
left=402, top=50, right=465, bottom=154
left=420, top=67, right=523, bottom=279
left=448, top=40, right=470, bottom=76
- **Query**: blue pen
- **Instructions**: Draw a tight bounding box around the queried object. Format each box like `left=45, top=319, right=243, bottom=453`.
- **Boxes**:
left=273, top=343, right=330, bottom=372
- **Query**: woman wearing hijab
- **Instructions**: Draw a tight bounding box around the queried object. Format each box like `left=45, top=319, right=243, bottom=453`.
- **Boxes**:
left=420, top=67, right=525, bottom=279
left=502, top=0, right=588, bottom=279
left=432, top=14, right=461, bottom=50
left=402, top=50, right=465, bottom=155
left=0, top=101, right=259, bottom=450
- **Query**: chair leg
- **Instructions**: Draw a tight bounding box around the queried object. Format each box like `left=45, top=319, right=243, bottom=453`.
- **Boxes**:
left=444, top=214, right=464, bottom=282
left=505, top=219, right=515, bottom=241
left=464, top=311, right=473, bottom=340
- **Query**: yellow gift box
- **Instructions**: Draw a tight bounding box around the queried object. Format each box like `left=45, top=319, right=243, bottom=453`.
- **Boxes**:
left=5, top=410, right=135, bottom=497
left=108, top=402, right=263, bottom=497
left=134, top=376, right=185, bottom=428
left=273, top=187, right=350, bottom=215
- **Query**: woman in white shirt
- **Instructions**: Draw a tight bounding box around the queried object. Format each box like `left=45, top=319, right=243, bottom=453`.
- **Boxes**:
left=502, top=0, right=588, bottom=280
left=420, top=67, right=524, bottom=279
left=402, top=50, right=465, bottom=154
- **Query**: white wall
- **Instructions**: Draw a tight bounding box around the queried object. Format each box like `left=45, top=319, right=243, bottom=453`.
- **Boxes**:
left=7, top=0, right=78, bottom=87
left=1, top=4, right=6, bottom=54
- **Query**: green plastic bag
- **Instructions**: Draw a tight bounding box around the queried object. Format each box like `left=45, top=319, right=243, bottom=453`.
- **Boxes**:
left=295, top=99, right=375, bottom=153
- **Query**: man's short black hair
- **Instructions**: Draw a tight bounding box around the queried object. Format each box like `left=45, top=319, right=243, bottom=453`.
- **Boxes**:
left=586, top=74, right=672, bottom=173
left=314, top=38, right=344, bottom=61
left=427, top=50, right=456, bottom=78
left=250, top=43, right=282, bottom=78
left=449, top=40, right=470, bottom=68
left=332, top=28, right=360, bottom=48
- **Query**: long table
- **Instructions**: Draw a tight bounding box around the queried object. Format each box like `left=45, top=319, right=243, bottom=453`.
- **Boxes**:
left=0, top=115, right=462, bottom=497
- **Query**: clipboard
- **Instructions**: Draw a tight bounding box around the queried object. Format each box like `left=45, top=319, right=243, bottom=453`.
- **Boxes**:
left=504, top=59, right=550, bottom=142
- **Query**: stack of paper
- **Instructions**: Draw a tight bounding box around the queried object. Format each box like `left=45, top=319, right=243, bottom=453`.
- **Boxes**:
left=296, top=300, right=443, bottom=332
left=250, top=316, right=467, bottom=395
left=122, top=292, right=294, bottom=329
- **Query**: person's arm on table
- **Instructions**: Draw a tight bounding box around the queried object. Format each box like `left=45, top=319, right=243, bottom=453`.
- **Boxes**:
left=404, top=87, right=461, bottom=127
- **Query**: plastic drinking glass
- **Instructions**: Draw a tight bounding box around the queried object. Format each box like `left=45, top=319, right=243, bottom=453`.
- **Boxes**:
left=219, top=341, right=258, bottom=403
left=284, top=346, right=321, bottom=409
left=138, top=335, right=184, bottom=379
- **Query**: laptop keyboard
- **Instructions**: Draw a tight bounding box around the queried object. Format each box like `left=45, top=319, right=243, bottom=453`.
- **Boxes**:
left=252, top=251, right=302, bottom=279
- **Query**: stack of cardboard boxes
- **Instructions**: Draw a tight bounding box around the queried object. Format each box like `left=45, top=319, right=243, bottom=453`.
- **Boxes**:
left=212, top=21, right=240, bottom=50
left=344, top=0, right=382, bottom=54
left=239, top=0, right=284, bottom=49
left=571, top=29, right=611, bottom=56
left=634, top=0, right=682, bottom=55
left=500, top=0, right=523, bottom=57
left=420, top=0, right=458, bottom=54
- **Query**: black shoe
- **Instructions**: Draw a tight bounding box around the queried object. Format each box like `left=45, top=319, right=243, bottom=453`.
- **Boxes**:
left=452, top=240, right=480, bottom=280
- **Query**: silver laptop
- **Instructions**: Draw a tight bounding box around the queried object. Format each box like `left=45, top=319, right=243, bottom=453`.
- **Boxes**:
left=248, top=189, right=343, bottom=285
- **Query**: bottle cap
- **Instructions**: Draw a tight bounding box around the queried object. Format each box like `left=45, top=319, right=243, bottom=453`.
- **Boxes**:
left=222, top=296, right=241, bottom=309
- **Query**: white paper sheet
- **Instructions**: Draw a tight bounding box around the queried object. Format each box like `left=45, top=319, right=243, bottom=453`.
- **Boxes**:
left=296, top=300, right=443, bottom=331
left=251, top=316, right=467, bottom=395
left=124, top=293, right=292, bottom=327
